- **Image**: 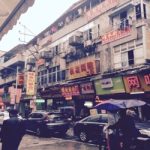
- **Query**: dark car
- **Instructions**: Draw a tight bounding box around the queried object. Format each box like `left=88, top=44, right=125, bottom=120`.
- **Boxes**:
left=73, top=114, right=150, bottom=144
left=26, top=111, right=70, bottom=136
left=73, top=114, right=108, bottom=142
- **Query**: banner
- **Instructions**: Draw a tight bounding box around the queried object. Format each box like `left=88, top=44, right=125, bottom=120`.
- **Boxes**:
left=26, top=72, right=36, bottom=95
left=8, top=87, right=22, bottom=104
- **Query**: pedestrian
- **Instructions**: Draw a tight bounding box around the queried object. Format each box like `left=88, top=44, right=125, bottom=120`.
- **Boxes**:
left=108, top=109, right=140, bottom=150
left=1, top=109, right=26, bottom=150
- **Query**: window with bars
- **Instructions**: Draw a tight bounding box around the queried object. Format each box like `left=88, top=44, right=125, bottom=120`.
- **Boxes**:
left=37, top=66, right=66, bottom=86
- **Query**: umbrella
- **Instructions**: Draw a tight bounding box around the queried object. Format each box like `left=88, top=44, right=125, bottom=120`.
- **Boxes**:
left=94, top=99, right=146, bottom=111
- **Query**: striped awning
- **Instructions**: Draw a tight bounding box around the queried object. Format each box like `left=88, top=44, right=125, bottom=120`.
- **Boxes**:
left=0, top=0, right=35, bottom=40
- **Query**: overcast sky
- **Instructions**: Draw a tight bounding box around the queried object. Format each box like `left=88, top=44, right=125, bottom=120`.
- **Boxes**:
left=0, top=0, right=79, bottom=51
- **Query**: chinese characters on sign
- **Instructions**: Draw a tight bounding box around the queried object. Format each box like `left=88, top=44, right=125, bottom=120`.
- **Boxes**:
left=17, top=73, right=24, bottom=85
left=126, top=76, right=140, bottom=89
left=102, top=27, right=131, bottom=44
left=144, top=74, right=150, bottom=85
left=86, top=0, right=119, bottom=21
left=61, top=85, right=80, bottom=98
left=26, top=72, right=36, bottom=96
left=8, top=87, right=22, bottom=104
left=80, top=82, right=95, bottom=94
left=69, top=60, right=97, bottom=79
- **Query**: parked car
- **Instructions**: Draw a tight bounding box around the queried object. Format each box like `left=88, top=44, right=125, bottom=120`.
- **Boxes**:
left=26, top=111, right=70, bottom=136
left=58, top=106, right=75, bottom=120
left=73, top=114, right=108, bottom=142
left=73, top=114, right=150, bottom=144
left=0, top=110, right=23, bottom=126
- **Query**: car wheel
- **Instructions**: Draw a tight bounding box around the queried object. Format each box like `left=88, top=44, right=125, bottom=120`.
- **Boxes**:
left=36, top=128, right=42, bottom=136
left=79, top=131, right=88, bottom=142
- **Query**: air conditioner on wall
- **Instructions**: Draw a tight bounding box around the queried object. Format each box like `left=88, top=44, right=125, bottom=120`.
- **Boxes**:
left=84, top=40, right=92, bottom=47
left=26, top=58, right=35, bottom=65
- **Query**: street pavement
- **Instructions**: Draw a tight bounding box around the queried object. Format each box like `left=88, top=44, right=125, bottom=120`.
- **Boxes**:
left=18, top=134, right=99, bottom=150
left=0, top=128, right=99, bottom=150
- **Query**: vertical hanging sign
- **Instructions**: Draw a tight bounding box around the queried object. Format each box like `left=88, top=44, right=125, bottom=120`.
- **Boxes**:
left=26, top=72, right=36, bottom=95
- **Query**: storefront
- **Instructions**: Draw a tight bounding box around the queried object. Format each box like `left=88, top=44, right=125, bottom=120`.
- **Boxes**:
left=39, top=85, right=65, bottom=110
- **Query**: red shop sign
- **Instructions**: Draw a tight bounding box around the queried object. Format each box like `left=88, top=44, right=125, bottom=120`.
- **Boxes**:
left=61, top=85, right=80, bottom=97
left=144, top=74, right=150, bottom=85
left=80, top=82, right=94, bottom=94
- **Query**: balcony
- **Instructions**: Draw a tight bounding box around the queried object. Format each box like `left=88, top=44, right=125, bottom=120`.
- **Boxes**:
left=0, top=75, right=16, bottom=85
left=1, top=54, right=24, bottom=69
left=69, top=35, right=83, bottom=47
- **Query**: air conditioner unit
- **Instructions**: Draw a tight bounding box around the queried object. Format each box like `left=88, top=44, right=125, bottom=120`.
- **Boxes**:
left=84, top=40, right=92, bottom=47
left=26, top=58, right=35, bottom=65
left=69, top=35, right=83, bottom=46
left=39, top=51, right=53, bottom=59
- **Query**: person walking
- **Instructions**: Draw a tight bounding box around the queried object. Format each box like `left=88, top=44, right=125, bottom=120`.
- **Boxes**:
left=1, top=109, right=26, bottom=150
left=108, top=109, right=140, bottom=150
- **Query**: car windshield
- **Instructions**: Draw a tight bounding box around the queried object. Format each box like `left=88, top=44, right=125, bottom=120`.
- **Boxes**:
left=48, top=114, right=65, bottom=121
left=82, top=114, right=108, bottom=123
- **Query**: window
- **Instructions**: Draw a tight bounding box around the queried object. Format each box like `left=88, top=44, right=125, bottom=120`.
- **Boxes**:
left=135, top=4, right=142, bottom=20
left=91, top=0, right=100, bottom=7
left=48, top=66, right=66, bottom=84
left=128, top=50, right=134, bottom=65
left=120, top=11, right=128, bottom=30
left=143, top=4, right=147, bottom=19
left=83, top=116, right=99, bottom=122
left=121, top=50, right=134, bottom=67
left=137, top=27, right=143, bottom=39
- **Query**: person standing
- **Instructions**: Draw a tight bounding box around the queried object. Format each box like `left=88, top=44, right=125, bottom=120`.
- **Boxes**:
left=1, top=109, right=26, bottom=150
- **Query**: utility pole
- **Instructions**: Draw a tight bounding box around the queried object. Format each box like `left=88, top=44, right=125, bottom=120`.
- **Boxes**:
left=14, top=66, right=19, bottom=109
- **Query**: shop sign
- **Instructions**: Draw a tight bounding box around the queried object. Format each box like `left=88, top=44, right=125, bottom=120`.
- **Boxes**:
left=17, top=73, right=24, bottom=85
left=123, top=75, right=144, bottom=93
left=137, top=74, right=150, bottom=92
left=144, top=74, right=150, bottom=85
left=102, top=27, right=131, bottom=45
left=8, top=87, right=22, bottom=104
left=94, top=77, right=125, bottom=95
left=26, top=72, right=35, bottom=96
left=61, top=85, right=80, bottom=98
left=86, top=0, right=119, bottom=21
left=80, top=82, right=95, bottom=94
left=69, top=57, right=97, bottom=79
left=101, top=78, right=113, bottom=89
left=40, top=86, right=62, bottom=98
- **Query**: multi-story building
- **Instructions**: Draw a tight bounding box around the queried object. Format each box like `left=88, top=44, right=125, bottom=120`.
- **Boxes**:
left=1, top=0, right=150, bottom=119
left=0, top=44, right=25, bottom=109
left=22, top=0, right=150, bottom=118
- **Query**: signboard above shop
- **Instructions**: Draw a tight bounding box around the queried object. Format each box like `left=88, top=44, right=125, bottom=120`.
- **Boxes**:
left=68, top=56, right=98, bottom=80
left=94, top=77, right=125, bottom=95
left=80, top=82, right=95, bottom=94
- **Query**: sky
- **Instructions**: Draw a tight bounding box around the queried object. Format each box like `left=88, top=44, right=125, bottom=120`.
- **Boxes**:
left=0, top=0, right=79, bottom=51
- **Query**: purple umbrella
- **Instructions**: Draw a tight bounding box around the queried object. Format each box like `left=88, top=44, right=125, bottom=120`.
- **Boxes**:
left=94, top=99, right=146, bottom=111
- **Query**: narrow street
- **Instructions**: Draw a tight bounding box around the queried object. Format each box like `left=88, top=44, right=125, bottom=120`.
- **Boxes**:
left=7, top=134, right=99, bottom=150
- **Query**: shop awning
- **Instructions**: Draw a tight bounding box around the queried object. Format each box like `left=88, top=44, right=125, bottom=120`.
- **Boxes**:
left=0, top=0, right=35, bottom=40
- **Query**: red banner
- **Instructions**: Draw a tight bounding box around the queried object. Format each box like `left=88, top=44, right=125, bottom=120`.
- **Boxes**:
left=102, top=27, right=131, bottom=44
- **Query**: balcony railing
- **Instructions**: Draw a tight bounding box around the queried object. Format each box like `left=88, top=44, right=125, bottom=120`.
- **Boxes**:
left=2, top=54, right=24, bottom=69
left=0, top=75, right=16, bottom=85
